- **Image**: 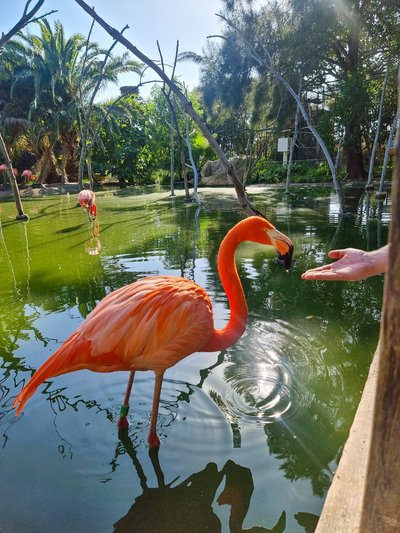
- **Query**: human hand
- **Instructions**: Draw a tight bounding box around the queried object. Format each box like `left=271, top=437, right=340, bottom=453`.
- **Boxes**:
left=301, top=246, right=389, bottom=281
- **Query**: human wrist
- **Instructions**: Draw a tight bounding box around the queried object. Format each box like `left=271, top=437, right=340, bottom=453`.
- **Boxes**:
left=368, top=245, right=389, bottom=275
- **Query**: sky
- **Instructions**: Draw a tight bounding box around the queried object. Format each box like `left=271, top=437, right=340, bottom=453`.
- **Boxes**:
left=2, top=0, right=226, bottom=99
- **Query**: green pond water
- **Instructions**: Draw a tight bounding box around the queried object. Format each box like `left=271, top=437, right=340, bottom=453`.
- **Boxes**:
left=0, top=185, right=390, bottom=532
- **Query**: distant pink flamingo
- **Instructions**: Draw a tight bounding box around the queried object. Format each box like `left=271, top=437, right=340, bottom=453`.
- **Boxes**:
left=21, top=170, right=36, bottom=186
left=21, top=169, right=33, bottom=180
left=0, top=163, right=18, bottom=176
left=77, top=189, right=97, bottom=220
left=12, top=216, right=293, bottom=448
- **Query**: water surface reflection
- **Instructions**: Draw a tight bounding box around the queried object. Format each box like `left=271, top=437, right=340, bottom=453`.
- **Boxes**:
left=0, top=186, right=389, bottom=531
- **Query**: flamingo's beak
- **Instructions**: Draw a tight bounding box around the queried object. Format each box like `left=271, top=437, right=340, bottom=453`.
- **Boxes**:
left=267, top=228, right=294, bottom=269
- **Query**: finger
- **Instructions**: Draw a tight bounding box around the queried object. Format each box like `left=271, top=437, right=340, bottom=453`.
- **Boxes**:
left=304, top=264, right=333, bottom=273
left=328, top=249, right=347, bottom=259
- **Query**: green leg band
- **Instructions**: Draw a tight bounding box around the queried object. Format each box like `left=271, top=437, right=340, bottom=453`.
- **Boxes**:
left=120, top=405, right=129, bottom=417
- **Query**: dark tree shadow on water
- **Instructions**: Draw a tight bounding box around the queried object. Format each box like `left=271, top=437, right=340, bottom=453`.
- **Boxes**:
left=113, top=428, right=289, bottom=533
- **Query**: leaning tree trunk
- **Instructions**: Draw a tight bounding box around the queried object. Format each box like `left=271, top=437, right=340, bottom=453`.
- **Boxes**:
left=217, top=13, right=346, bottom=215
left=73, top=0, right=262, bottom=217
left=0, top=133, right=28, bottom=220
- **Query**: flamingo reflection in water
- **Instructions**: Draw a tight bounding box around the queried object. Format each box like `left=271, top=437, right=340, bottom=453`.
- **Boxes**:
left=12, top=216, right=293, bottom=448
left=114, top=428, right=287, bottom=533
left=84, top=222, right=101, bottom=256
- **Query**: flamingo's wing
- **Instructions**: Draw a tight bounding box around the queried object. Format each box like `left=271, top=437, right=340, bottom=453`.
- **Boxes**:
left=80, top=276, right=215, bottom=370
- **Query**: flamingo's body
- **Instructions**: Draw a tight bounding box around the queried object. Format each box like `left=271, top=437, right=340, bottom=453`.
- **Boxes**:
left=21, top=169, right=33, bottom=179
left=78, top=189, right=97, bottom=220
left=21, top=169, right=35, bottom=185
left=0, top=163, right=18, bottom=176
left=13, top=216, right=293, bottom=447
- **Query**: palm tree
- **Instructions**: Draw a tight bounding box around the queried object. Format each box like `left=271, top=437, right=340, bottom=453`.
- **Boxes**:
left=2, top=19, right=141, bottom=184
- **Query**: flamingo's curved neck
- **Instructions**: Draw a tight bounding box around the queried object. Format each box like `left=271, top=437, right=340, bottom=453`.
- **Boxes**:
left=203, top=226, right=248, bottom=351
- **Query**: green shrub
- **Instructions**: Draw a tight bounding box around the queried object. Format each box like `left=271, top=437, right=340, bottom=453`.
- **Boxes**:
left=248, top=159, right=333, bottom=184
left=152, top=169, right=170, bottom=186
left=248, top=160, right=286, bottom=184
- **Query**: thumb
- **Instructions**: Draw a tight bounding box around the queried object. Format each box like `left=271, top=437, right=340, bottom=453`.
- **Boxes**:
left=328, top=249, right=347, bottom=259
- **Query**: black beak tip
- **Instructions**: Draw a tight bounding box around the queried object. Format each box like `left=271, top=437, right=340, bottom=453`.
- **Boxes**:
left=278, top=246, right=294, bottom=270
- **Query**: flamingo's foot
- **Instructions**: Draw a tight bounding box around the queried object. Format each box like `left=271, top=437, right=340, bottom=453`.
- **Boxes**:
left=117, top=405, right=129, bottom=429
left=147, top=432, right=160, bottom=448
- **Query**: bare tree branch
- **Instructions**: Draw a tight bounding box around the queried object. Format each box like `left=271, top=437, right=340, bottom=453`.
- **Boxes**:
left=0, top=0, right=57, bottom=49
left=157, top=40, right=190, bottom=200
left=77, top=25, right=129, bottom=189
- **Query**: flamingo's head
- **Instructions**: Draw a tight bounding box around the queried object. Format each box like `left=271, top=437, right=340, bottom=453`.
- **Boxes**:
left=238, top=216, right=294, bottom=269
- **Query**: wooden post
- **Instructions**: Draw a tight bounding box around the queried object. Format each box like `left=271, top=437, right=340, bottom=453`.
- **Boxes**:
left=359, top=68, right=400, bottom=532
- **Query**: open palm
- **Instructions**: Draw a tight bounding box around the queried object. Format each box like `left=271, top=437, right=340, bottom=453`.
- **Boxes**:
left=301, top=248, right=386, bottom=281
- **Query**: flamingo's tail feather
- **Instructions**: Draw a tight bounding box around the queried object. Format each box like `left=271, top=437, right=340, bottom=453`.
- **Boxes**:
left=12, top=335, right=86, bottom=415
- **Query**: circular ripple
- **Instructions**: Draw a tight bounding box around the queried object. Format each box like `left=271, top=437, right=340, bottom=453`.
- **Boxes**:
left=219, top=318, right=325, bottom=426
left=224, top=359, right=293, bottom=424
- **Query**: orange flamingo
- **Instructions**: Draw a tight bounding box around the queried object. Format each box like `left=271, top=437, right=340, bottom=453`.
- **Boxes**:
left=13, top=216, right=293, bottom=447
left=77, top=189, right=97, bottom=220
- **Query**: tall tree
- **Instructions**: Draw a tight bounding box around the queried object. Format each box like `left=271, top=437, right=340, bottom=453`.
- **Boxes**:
left=195, top=0, right=400, bottom=180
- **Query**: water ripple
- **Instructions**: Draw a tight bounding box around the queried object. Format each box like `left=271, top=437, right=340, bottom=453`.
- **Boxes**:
left=214, top=318, right=325, bottom=426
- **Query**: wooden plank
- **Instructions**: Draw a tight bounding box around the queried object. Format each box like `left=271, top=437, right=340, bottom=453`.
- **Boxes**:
left=315, top=352, right=378, bottom=532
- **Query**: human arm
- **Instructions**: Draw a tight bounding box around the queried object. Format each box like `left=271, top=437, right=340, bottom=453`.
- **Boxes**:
left=301, top=245, right=389, bottom=281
